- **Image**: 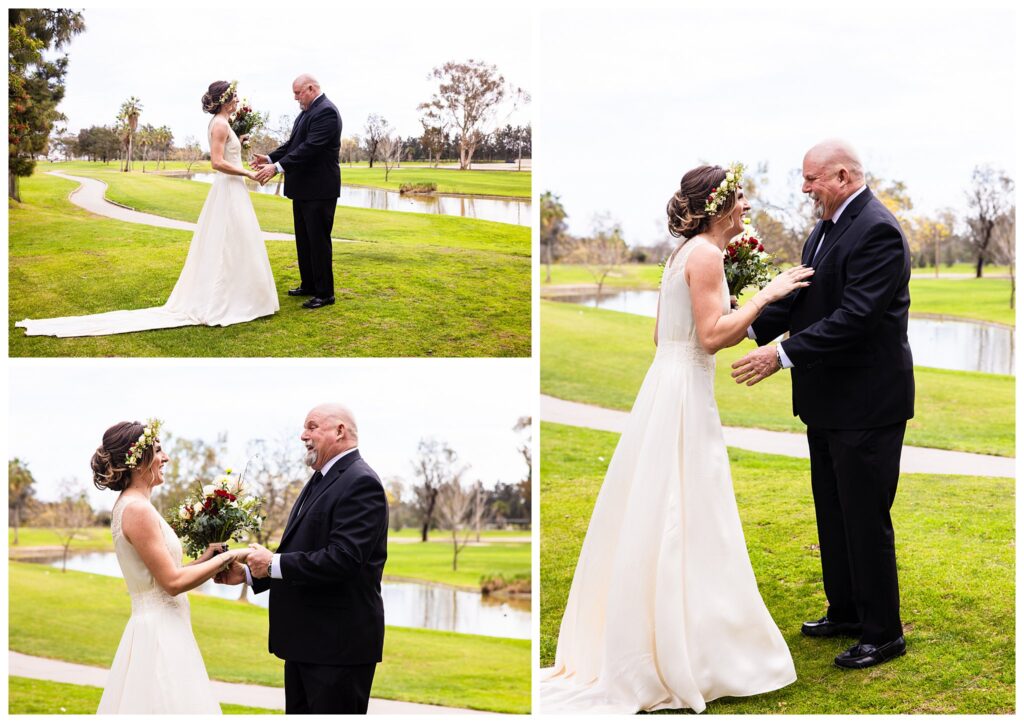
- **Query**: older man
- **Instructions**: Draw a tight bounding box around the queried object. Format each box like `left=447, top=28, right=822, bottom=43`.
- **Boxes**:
left=252, top=74, right=341, bottom=309
left=218, top=404, right=388, bottom=713
left=732, top=140, right=914, bottom=669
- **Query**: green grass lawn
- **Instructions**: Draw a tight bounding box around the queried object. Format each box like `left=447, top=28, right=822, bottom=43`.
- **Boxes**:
left=539, top=422, right=1014, bottom=714
left=9, top=527, right=530, bottom=591
left=8, top=677, right=276, bottom=714
left=541, top=301, right=1014, bottom=456
left=912, top=262, right=1011, bottom=276
left=389, top=527, right=530, bottom=539
left=542, top=264, right=1015, bottom=326
left=9, top=562, right=530, bottom=713
left=9, top=173, right=529, bottom=357
left=44, top=161, right=531, bottom=198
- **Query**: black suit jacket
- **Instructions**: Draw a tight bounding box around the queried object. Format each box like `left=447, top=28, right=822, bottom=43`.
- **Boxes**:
left=252, top=450, right=388, bottom=665
left=268, top=94, right=342, bottom=200
left=752, top=188, right=915, bottom=429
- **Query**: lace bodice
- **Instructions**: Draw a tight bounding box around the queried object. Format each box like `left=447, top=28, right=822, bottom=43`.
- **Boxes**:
left=656, top=239, right=730, bottom=372
left=111, top=497, right=189, bottom=616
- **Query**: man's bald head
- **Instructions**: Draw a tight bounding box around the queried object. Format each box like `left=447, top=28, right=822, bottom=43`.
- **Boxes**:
left=301, top=403, right=358, bottom=470
left=292, top=74, right=321, bottom=111
left=801, top=139, right=867, bottom=219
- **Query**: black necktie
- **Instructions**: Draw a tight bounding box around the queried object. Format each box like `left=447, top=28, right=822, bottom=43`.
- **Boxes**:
left=294, top=470, right=323, bottom=517
left=811, top=220, right=834, bottom=262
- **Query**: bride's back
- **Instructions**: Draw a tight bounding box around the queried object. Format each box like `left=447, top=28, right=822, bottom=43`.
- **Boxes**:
left=657, top=238, right=727, bottom=348
left=111, top=498, right=187, bottom=610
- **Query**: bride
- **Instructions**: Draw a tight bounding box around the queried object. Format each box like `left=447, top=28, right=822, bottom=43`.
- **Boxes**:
left=91, top=419, right=250, bottom=714
left=16, top=80, right=279, bottom=337
left=540, top=164, right=813, bottom=714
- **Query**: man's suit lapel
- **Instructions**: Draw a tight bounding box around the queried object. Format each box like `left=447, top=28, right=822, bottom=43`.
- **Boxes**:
left=289, top=96, right=327, bottom=142
left=809, top=187, right=875, bottom=267
left=279, top=450, right=361, bottom=548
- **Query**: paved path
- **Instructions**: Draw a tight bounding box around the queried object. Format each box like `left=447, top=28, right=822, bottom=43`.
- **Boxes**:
left=541, top=395, right=1015, bottom=478
left=47, top=171, right=354, bottom=243
left=9, top=651, right=484, bottom=715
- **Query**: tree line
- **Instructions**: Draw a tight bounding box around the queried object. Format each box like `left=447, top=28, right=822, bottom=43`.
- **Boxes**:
left=9, top=417, right=531, bottom=572
left=543, top=164, right=1016, bottom=303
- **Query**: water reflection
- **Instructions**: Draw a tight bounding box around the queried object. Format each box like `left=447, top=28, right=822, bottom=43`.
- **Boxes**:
left=37, top=551, right=530, bottom=640
left=548, top=289, right=1014, bottom=375
left=186, top=173, right=530, bottom=227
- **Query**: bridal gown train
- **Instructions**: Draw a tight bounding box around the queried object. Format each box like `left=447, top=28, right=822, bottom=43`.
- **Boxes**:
left=540, top=239, right=796, bottom=714
left=16, top=122, right=279, bottom=337
left=97, top=497, right=221, bottom=714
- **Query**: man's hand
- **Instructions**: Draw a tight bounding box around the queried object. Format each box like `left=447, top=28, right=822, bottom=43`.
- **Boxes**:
left=247, top=543, right=273, bottom=578
left=250, top=153, right=270, bottom=167
left=254, top=164, right=278, bottom=184
left=731, top=345, right=781, bottom=386
left=214, top=560, right=246, bottom=585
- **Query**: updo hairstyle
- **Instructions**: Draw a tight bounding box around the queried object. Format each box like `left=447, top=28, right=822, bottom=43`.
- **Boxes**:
left=201, top=80, right=234, bottom=115
left=666, top=165, right=735, bottom=239
left=91, top=421, right=150, bottom=492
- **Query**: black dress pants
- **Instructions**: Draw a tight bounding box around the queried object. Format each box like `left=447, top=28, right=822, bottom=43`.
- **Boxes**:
left=807, top=421, right=906, bottom=644
left=292, top=198, right=336, bottom=298
left=284, top=659, right=376, bottom=714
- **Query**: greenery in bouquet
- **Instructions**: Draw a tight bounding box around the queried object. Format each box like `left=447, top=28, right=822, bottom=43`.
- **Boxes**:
left=724, top=219, right=777, bottom=297
left=166, top=468, right=265, bottom=559
left=229, top=99, right=268, bottom=146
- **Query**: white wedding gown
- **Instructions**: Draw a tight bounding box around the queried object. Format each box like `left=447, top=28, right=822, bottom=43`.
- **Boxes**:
left=540, top=239, right=796, bottom=714
left=97, top=497, right=221, bottom=714
left=16, top=121, right=279, bottom=337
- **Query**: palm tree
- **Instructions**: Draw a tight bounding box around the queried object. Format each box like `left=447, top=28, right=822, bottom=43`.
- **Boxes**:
left=8, top=458, right=37, bottom=546
left=118, top=96, right=143, bottom=172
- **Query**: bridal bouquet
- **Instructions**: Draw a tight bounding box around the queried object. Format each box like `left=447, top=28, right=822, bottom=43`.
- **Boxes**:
left=230, top=100, right=268, bottom=147
left=167, top=468, right=265, bottom=559
left=724, top=220, right=776, bottom=297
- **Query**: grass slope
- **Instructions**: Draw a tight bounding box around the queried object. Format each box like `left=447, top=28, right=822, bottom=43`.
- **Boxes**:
left=539, top=422, right=1014, bottom=714
left=9, top=563, right=530, bottom=713
left=9, top=174, right=529, bottom=357
left=541, top=301, right=1014, bottom=456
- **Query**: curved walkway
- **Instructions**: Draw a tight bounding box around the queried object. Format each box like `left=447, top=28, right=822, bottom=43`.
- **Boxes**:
left=47, top=171, right=354, bottom=243
left=541, top=395, right=1015, bottom=478
left=9, top=651, right=485, bottom=715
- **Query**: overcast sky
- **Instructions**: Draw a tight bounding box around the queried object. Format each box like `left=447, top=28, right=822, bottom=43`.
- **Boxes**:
left=539, top=6, right=1016, bottom=245
left=56, top=8, right=531, bottom=148
left=9, top=360, right=531, bottom=509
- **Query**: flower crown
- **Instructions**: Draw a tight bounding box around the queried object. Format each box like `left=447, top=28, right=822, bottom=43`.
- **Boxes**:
left=705, top=162, right=745, bottom=216
left=218, top=80, right=238, bottom=107
left=125, top=418, right=162, bottom=468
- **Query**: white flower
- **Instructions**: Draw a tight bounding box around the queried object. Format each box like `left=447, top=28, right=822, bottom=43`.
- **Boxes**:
left=178, top=505, right=188, bottom=519
left=202, top=484, right=216, bottom=497
left=138, top=434, right=146, bottom=443
left=726, top=172, right=734, bottom=182
left=192, top=501, right=204, bottom=514
left=213, top=474, right=232, bottom=489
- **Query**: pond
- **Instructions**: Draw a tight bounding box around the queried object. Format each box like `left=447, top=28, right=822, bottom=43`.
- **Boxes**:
left=186, top=173, right=530, bottom=227
left=33, top=551, right=530, bottom=640
left=548, top=289, right=1015, bottom=375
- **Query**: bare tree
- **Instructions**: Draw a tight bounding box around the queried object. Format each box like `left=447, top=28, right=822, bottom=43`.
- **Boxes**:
left=245, top=434, right=306, bottom=548
left=378, top=133, right=403, bottom=183
left=363, top=114, right=389, bottom=169
left=966, top=166, right=1014, bottom=278
left=179, top=135, right=203, bottom=173
left=411, top=439, right=464, bottom=542
left=419, top=59, right=512, bottom=170
left=42, top=479, right=94, bottom=572
left=435, top=474, right=476, bottom=571
left=991, top=205, right=1017, bottom=308
left=568, top=214, right=630, bottom=297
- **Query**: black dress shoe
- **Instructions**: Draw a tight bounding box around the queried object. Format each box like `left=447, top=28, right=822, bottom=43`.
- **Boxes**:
left=801, top=616, right=863, bottom=637
left=834, top=636, right=906, bottom=669
left=287, top=286, right=313, bottom=296
left=302, top=296, right=335, bottom=309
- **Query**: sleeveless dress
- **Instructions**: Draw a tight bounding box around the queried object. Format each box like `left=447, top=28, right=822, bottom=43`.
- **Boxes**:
left=16, top=119, right=279, bottom=337
left=96, top=497, right=221, bottom=714
left=540, top=239, right=796, bottom=714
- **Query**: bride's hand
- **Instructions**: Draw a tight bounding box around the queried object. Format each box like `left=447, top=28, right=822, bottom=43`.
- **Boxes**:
left=228, top=548, right=251, bottom=563
left=197, top=542, right=228, bottom=562
left=758, top=265, right=814, bottom=305
left=239, top=133, right=251, bottom=146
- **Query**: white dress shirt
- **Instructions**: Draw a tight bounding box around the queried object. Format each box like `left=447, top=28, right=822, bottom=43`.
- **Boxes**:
left=245, top=446, right=358, bottom=585
left=747, top=185, right=868, bottom=368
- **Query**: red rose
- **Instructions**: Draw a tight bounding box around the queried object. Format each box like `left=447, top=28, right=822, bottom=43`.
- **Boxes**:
left=758, top=243, right=765, bottom=252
